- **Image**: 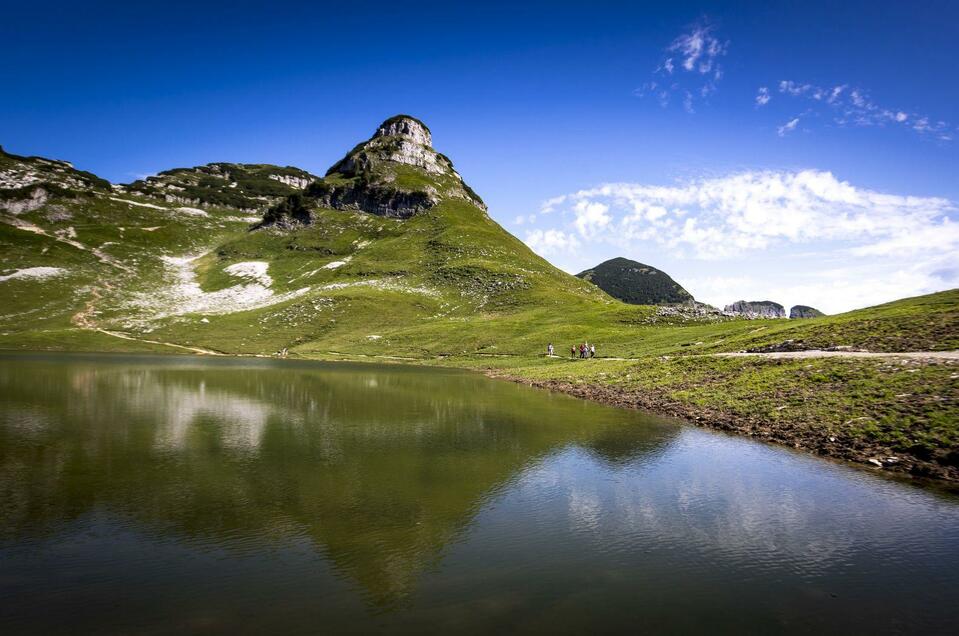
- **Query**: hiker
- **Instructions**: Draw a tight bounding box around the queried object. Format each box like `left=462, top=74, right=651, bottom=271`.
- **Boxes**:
left=570, top=345, right=576, bottom=358
left=590, top=343, right=596, bottom=358
left=547, top=343, right=554, bottom=357
left=579, top=344, right=586, bottom=359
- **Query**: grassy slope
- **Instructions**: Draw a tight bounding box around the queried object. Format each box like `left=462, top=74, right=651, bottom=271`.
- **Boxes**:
left=1, top=162, right=956, bottom=481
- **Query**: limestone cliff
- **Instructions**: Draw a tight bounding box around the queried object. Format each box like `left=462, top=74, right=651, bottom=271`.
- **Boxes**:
left=259, top=115, right=486, bottom=227
left=724, top=300, right=786, bottom=319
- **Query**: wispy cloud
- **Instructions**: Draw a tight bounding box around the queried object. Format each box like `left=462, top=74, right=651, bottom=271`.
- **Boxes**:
left=637, top=20, right=728, bottom=113
left=777, top=117, right=800, bottom=137
left=755, top=86, right=770, bottom=106
left=770, top=80, right=954, bottom=141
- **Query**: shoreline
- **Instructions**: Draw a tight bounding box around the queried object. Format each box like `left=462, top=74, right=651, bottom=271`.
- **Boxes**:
left=486, top=370, right=959, bottom=486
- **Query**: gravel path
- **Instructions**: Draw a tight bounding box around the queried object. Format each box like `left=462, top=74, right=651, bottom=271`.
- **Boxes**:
left=715, top=350, right=959, bottom=360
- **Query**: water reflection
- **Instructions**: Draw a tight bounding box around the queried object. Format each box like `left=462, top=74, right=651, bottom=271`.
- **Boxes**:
left=0, top=354, right=677, bottom=606
left=2, top=354, right=958, bottom=634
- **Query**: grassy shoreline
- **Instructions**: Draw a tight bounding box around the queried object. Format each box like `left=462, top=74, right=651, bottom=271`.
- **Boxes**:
left=472, top=353, right=958, bottom=484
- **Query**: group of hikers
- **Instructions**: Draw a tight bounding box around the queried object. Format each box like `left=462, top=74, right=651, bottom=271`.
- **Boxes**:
left=545, top=342, right=596, bottom=359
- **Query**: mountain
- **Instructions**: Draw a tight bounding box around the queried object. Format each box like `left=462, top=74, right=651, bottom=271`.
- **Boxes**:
left=790, top=305, right=825, bottom=319
left=123, top=163, right=319, bottom=211
left=576, top=257, right=694, bottom=305
left=0, top=117, right=953, bottom=362
left=259, top=115, right=485, bottom=226
left=0, top=116, right=614, bottom=357
left=724, top=300, right=786, bottom=319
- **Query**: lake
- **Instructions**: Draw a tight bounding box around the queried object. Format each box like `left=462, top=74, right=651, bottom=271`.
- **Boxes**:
left=1, top=353, right=957, bottom=634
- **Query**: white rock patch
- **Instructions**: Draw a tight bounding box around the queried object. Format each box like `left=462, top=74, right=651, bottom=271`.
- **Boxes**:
left=128, top=255, right=308, bottom=320
left=176, top=206, right=209, bottom=217
left=323, top=256, right=351, bottom=269
left=108, top=196, right=168, bottom=210
left=223, top=215, right=262, bottom=224
left=0, top=267, right=67, bottom=282
left=224, top=261, right=271, bottom=286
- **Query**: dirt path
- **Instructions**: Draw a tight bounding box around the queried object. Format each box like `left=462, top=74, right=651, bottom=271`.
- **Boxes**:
left=71, top=283, right=224, bottom=356
left=715, top=350, right=959, bottom=361
left=91, top=327, right=225, bottom=355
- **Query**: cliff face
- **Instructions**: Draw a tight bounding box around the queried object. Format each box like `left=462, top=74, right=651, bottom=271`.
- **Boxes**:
left=724, top=300, right=786, bottom=319
left=260, top=115, right=486, bottom=227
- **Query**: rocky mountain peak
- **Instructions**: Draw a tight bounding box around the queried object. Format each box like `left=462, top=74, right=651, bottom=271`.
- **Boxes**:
left=327, top=114, right=450, bottom=177
left=373, top=115, right=432, bottom=147
left=260, top=115, right=486, bottom=227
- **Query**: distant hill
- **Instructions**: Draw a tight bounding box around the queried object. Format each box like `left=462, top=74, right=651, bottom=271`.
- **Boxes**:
left=790, top=305, right=825, bottom=319
left=576, top=257, right=694, bottom=305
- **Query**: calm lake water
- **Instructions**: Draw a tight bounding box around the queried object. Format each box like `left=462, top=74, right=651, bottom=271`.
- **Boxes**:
left=1, top=353, right=957, bottom=634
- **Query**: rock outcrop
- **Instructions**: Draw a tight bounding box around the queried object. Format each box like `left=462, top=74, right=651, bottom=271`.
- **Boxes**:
left=0, top=145, right=110, bottom=197
left=259, top=115, right=486, bottom=227
left=124, top=163, right=318, bottom=211
left=724, top=300, right=786, bottom=319
left=789, top=305, right=825, bottom=319
left=576, top=257, right=694, bottom=305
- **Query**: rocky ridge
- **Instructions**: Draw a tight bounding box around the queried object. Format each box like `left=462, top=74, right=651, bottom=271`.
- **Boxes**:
left=123, top=163, right=318, bottom=211
left=0, top=146, right=110, bottom=213
left=724, top=300, right=786, bottom=319
left=259, top=115, right=486, bottom=227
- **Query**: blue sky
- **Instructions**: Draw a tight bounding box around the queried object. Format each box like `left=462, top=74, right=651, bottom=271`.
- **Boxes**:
left=2, top=1, right=957, bottom=312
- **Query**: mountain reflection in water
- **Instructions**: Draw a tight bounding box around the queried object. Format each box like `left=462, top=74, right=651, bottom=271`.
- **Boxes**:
left=0, top=354, right=676, bottom=607
left=1, top=353, right=957, bottom=635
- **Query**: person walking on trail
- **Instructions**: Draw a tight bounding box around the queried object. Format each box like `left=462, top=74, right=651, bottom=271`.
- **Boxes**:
left=590, top=344, right=596, bottom=358
left=547, top=343, right=554, bottom=357
left=571, top=345, right=576, bottom=358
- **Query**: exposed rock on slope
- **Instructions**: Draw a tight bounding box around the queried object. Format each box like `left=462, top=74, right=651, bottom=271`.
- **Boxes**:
left=259, top=115, right=486, bottom=227
left=724, top=300, right=786, bottom=319
left=0, top=145, right=110, bottom=211
left=790, top=305, right=825, bottom=319
left=124, top=163, right=318, bottom=211
left=576, top=257, right=694, bottom=305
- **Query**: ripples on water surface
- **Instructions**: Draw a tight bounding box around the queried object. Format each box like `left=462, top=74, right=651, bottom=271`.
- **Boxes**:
left=0, top=353, right=957, bottom=634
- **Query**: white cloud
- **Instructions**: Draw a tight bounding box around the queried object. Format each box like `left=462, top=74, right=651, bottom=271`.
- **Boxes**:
left=536, top=170, right=958, bottom=310
left=770, top=80, right=954, bottom=141
left=667, top=23, right=727, bottom=74
left=638, top=21, right=728, bottom=112
left=777, top=117, right=800, bottom=136
left=755, top=87, right=770, bottom=106
left=524, top=229, right=580, bottom=256
left=572, top=200, right=611, bottom=237
left=541, top=169, right=956, bottom=258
